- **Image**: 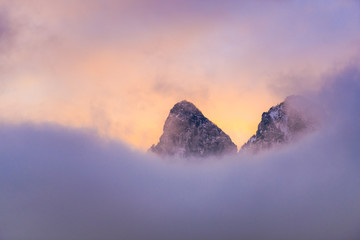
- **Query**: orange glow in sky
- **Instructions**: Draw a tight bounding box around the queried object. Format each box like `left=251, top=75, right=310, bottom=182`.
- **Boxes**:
left=0, top=0, right=359, bottom=149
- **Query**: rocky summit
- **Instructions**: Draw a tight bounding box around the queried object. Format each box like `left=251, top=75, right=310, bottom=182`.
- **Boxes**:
left=150, top=100, right=237, bottom=158
left=241, top=96, right=317, bottom=153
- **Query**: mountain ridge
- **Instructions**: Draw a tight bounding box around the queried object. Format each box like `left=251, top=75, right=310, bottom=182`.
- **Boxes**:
left=150, top=97, right=316, bottom=157
left=241, top=95, right=317, bottom=153
left=150, top=100, right=237, bottom=158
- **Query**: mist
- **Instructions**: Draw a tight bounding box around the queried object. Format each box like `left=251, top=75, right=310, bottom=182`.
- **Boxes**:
left=1, top=67, right=360, bottom=240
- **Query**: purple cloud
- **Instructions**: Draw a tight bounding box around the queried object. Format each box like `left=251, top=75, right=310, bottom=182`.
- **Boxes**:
left=1, top=66, right=360, bottom=239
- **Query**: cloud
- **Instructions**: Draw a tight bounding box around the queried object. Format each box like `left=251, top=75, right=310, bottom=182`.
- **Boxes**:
left=1, top=0, right=360, bottom=149
left=1, top=66, right=360, bottom=239
left=0, top=10, right=12, bottom=47
left=0, top=7, right=18, bottom=67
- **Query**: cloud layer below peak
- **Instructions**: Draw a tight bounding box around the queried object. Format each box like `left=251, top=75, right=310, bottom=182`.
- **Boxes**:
left=1, top=67, right=360, bottom=239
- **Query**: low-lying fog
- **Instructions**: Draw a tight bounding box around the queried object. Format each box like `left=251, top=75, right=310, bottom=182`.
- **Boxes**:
left=1, top=67, right=360, bottom=240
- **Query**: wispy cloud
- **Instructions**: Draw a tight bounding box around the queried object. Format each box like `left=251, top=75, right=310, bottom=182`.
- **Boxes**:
left=1, top=66, right=360, bottom=239
left=0, top=0, right=360, bottom=148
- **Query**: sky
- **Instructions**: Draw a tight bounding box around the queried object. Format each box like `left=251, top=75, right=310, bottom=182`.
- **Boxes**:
left=1, top=0, right=360, bottom=149
left=1, top=67, right=360, bottom=239
left=1, top=1, right=360, bottom=239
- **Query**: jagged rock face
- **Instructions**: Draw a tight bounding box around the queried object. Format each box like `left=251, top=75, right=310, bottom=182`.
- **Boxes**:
left=150, top=100, right=237, bottom=158
left=241, top=96, right=317, bottom=153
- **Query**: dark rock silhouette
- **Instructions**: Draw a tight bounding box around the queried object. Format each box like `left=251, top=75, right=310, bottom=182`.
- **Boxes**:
left=150, top=100, right=237, bottom=158
left=241, top=96, right=317, bottom=153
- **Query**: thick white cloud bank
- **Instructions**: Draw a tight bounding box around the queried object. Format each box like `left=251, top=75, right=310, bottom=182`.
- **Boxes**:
left=1, top=67, right=360, bottom=240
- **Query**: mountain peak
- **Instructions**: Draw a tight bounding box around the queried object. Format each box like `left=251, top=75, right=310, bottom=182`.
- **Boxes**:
left=241, top=95, right=317, bottom=153
left=170, top=100, right=202, bottom=116
left=150, top=101, right=237, bottom=158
